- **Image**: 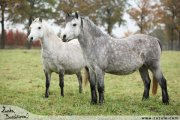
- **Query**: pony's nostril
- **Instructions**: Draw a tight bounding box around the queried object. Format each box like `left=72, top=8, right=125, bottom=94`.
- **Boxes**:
left=63, top=35, right=66, bottom=39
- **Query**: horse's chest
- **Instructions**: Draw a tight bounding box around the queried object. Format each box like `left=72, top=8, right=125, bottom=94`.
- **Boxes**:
left=42, top=55, right=59, bottom=72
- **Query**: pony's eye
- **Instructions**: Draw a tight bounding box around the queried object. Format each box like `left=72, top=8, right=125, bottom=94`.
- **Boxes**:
left=38, top=27, right=41, bottom=29
left=73, top=24, right=76, bottom=27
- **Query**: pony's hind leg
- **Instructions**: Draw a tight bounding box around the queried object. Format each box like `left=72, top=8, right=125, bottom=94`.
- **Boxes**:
left=139, top=65, right=151, bottom=100
left=76, top=72, right=82, bottom=93
left=59, top=71, right=64, bottom=97
left=149, top=61, right=169, bottom=104
left=44, top=70, right=51, bottom=98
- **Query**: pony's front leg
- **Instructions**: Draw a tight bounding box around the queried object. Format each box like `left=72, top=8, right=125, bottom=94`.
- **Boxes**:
left=59, top=71, right=64, bottom=97
left=95, top=67, right=105, bottom=104
left=44, top=70, right=51, bottom=98
left=89, top=68, right=97, bottom=104
left=76, top=72, right=82, bottom=93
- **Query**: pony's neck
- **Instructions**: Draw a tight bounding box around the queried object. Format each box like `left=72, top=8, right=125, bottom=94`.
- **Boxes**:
left=40, top=22, right=62, bottom=51
left=81, top=17, right=106, bottom=37
left=78, top=18, right=109, bottom=48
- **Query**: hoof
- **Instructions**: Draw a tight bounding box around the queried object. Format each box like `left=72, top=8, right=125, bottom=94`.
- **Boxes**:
left=45, top=94, right=49, bottom=98
left=61, top=94, right=64, bottom=97
left=79, top=87, right=82, bottom=93
left=163, top=102, right=169, bottom=105
left=90, top=100, right=97, bottom=105
left=142, top=97, right=149, bottom=101
left=162, top=95, right=169, bottom=105
left=99, top=101, right=105, bottom=105
left=79, top=90, right=82, bottom=94
left=162, top=100, right=169, bottom=105
left=99, top=97, right=105, bottom=105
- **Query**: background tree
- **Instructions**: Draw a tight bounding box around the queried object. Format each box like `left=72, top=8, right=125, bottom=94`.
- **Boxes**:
left=128, top=0, right=156, bottom=34
left=96, top=0, right=127, bottom=34
left=0, top=0, right=13, bottom=49
left=0, top=0, right=6, bottom=49
left=6, top=29, right=14, bottom=46
left=56, top=0, right=98, bottom=24
left=158, top=0, right=180, bottom=50
left=149, top=28, right=168, bottom=49
left=57, top=0, right=128, bottom=35
left=1, top=0, right=56, bottom=49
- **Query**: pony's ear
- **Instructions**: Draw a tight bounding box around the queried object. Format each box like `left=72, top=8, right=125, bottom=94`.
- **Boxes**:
left=66, top=12, right=70, bottom=17
left=75, top=12, right=79, bottom=19
left=39, top=17, right=42, bottom=22
left=31, top=17, right=35, bottom=21
left=33, top=18, right=39, bottom=22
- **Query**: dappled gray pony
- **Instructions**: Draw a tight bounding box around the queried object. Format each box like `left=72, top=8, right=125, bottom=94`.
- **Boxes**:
left=61, top=12, right=169, bottom=104
left=28, top=18, right=89, bottom=98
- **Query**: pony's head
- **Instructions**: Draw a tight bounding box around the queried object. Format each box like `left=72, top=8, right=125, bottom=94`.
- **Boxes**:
left=28, top=18, right=43, bottom=42
left=61, top=12, right=81, bottom=42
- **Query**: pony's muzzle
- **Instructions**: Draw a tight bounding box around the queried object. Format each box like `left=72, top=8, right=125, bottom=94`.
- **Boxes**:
left=62, top=35, right=67, bottom=42
left=27, top=36, right=33, bottom=43
left=28, top=36, right=33, bottom=41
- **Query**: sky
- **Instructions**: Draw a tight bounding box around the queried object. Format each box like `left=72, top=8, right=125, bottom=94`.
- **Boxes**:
left=112, top=0, right=139, bottom=38
left=112, top=13, right=139, bottom=38
left=1, top=1, right=139, bottom=38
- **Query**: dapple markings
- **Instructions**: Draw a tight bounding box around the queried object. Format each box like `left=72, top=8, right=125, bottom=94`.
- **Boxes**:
left=61, top=12, right=169, bottom=104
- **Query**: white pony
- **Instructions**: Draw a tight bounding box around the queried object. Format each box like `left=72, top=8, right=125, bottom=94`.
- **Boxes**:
left=28, top=18, right=89, bottom=98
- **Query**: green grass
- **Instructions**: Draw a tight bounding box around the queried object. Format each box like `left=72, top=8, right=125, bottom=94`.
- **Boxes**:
left=0, top=49, right=179, bottom=115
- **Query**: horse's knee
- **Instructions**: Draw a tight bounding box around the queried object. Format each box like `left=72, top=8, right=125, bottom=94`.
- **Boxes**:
left=139, top=66, right=151, bottom=99
left=44, top=71, right=51, bottom=98
left=76, top=73, right=82, bottom=85
left=46, top=82, right=50, bottom=88
left=77, top=73, right=83, bottom=93
left=89, top=79, right=97, bottom=104
left=98, top=85, right=104, bottom=92
left=44, top=72, right=50, bottom=88
left=97, top=77, right=105, bottom=104
left=59, top=76, right=64, bottom=96
left=97, top=84, right=104, bottom=104
left=79, top=86, right=82, bottom=93
left=144, top=81, right=150, bottom=98
left=145, top=80, right=151, bottom=89
left=97, top=81, right=104, bottom=93
left=59, top=81, right=64, bottom=88
left=59, top=71, right=64, bottom=87
left=158, top=76, right=167, bottom=89
left=153, top=71, right=167, bottom=89
left=161, top=78, right=169, bottom=104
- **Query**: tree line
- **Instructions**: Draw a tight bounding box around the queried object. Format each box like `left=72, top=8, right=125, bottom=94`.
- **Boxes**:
left=4, top=29, right=40, bottom=48
left=0, top=0, right=180, bottom=50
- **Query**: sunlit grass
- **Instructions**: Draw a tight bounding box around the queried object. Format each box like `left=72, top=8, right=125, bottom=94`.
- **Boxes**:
left=0, top=49, right=179, bottom=115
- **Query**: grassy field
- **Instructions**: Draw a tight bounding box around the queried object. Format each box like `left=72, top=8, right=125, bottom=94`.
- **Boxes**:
left=0, top=49, right=179, bottom=115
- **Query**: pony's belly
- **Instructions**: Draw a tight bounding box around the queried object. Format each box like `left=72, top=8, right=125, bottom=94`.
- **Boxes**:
left=64, top=65, right=82, bottom=74
left=64, top=69, right=81, bottom=74
left=62, top=58, right=85, bottom=74
left=105, top=51, right=144, bottom=75
left=106, top=69, right=137, bottom=75
left=105, top=61, right=143, bottom=75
